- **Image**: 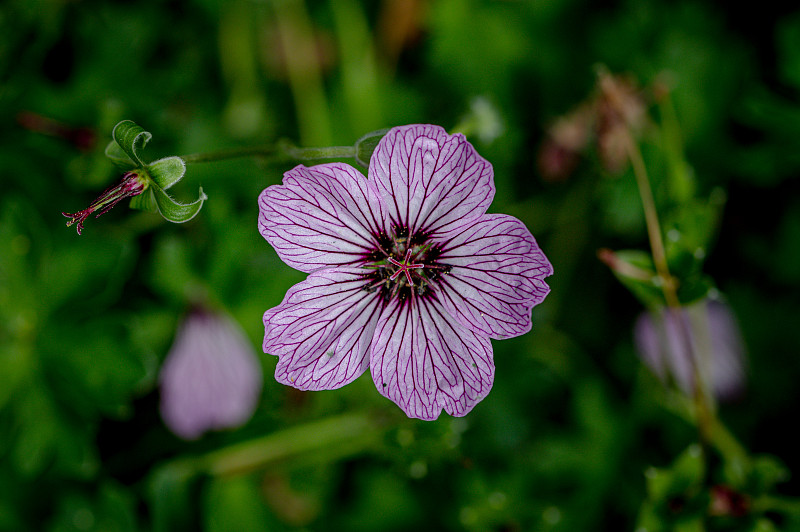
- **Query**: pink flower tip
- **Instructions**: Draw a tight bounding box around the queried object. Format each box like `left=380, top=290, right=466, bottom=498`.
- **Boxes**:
left=63, top=170, right=148, bottom=235
left=160, top=310, right=263, bottom=440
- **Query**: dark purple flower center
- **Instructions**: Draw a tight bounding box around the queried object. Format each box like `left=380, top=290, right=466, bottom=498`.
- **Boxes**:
left=363, top=224, right=450, bottom=303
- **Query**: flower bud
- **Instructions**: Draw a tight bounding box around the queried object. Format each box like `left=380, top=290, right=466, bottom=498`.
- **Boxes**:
left=159, top=310, right=262, bottom=440
left=634, top=298, right=746, bottom=401
left=595, top=71, right=647, bottom=173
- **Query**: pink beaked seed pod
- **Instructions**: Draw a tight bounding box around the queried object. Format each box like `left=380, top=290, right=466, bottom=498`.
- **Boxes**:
left=160, top=310, right=263, bottom=440
left=634, top=298, right=746, bottom=402
left=62, top=170, right=149, bottom=235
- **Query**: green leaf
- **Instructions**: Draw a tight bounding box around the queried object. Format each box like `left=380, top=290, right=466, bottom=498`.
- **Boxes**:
left=603, top=249, right=665, bottom=308
left=354, top=128, right=388, bottom=168
left=104, top=140, right=136, bottom=169
left=112, top=120, right=152, bottom=167
left=751, top=455, right=790, bottom=494
left=203, top=476, right=273, bottom=532
left=603, top=248, right=713, bottom=308
left=150, top=465, right=199, bottom=532
left=645, top=444, right=705, bottom=502
left=151, top=183, right=207, bottom=223
left=664, top=192, right=726, bottom=269
left=147, top=156, right=186, bottom=190
left=675, top=275, right=714, bottom=306
left=129, top=189, right=158, bottom=212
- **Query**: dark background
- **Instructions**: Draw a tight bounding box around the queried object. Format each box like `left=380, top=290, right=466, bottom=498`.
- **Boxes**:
left=2, top=1, right=799, bottom=530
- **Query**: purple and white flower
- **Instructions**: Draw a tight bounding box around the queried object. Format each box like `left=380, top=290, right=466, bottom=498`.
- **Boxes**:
left=160, top=310, right=263, bottom=439
left=634, top=297, right=746, bottom=401
left=258, top=125, right=552, bottom=420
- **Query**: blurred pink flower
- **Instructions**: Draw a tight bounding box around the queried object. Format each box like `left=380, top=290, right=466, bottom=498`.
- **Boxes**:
left=538, top=104, right=593, bottom=182
left=634, top=298, right=746, bottom=401
left=160, top=310, right=262, bottom=440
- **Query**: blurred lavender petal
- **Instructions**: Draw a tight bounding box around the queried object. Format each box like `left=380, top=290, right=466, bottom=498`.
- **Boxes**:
left=160, top=310, right=262, bottom=440
left=634, top=298, right=746, bottom=401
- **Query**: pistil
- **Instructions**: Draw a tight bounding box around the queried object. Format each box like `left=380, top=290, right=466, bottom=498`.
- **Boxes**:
left=388, top=248, right=425, bottom=286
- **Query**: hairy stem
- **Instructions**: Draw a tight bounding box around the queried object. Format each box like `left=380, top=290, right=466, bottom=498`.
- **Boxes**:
left=180, top=143, right=355, bottom=164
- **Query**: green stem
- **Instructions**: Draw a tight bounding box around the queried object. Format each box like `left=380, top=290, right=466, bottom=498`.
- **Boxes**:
left=284, top=145, right=356, bottom=160
left=752, top=495, right=800, bottom=515
left=179, top=143, right=355, bottom=164
left=162, top=411, right=382, bottom=478
left=625, top=136, right=673, bottom=302
left=180, top=145, right=278, bottom=163
left=624, top=133, right=715, bottom=447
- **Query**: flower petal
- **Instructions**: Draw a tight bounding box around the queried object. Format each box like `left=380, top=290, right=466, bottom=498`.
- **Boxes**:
left=436, top=214, right=553, bottom=339
left=369, top=124, right=494, bottom=237
left=634, top=298, right=746, bottom=401
left=370, top=297, right=494, bottom=420
left=259, top=163, right=386, bottom=273
left=264, top=267, right=385, bottom=390
left=160, top=311, right=262, bottom=440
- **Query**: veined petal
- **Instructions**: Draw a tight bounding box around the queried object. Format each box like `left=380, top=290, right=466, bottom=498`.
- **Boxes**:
left=369, top=125, right=494, bottom=237
left=159, top=311, right=262, bottom=440
left=259, top=163, right=386, bottom=273
left=264, top=267, right=385, bottom=390
left=370, top=297, right=494, bottom=420
left=436, top=214, right=553, bottom=339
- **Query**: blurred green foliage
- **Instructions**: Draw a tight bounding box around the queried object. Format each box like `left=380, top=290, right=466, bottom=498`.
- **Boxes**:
left=2, top=0, right=800, bottom=530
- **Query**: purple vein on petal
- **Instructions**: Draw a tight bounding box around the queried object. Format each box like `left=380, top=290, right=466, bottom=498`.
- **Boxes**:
left=258, top=163, right=386, bottom=272
left=369, top=125, right=495, bottom=239
left=422, top=298, right=493, bottom=417
left=370, top=295, right=494, bottom=420
left=434, top=214, right=552, bottom=339
left=264, top=268, right=385, bottom=390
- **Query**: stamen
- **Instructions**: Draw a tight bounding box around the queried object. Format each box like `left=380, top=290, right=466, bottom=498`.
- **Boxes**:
left=62, top=170, right=148, bottom=235
left=363, top=276, right=389, bottom=293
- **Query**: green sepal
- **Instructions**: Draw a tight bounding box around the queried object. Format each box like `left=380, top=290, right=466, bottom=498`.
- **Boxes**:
left=605, top=250, right=665, bottom=309
left=112, top=120, right=152, bottom=167
left=749, top=455, right=790, bottom=495
left=151, top=183, right=207, bottom=223
left=129, top=189, right=158, bottom=213
left=354, top=128, right=388, bottom=168
left=636, top=445, right=708, bottom=532
left=676, top=276, right=714, bottom=306
left=147, top=156, right=186, bottom=190
left=104, top=140, right=136, bottom=169
left=646, top=444, right=705, bottom=503
left=663, top=192, right=726, bottom=270
left=605, top=249, right=713, bottom=308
